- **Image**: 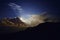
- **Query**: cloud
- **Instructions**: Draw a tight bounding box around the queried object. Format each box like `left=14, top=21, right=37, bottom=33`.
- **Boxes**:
left=20, top=12, right=60, bottom=27
left=8, top=3, right=22, bottom=16
left=8, top=3, right=22, bottom=10
left=8, top=3, right=60, bottom=27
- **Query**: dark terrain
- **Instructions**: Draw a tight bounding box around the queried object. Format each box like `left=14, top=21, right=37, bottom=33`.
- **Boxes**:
left=0, top=22, right=60, bottom=40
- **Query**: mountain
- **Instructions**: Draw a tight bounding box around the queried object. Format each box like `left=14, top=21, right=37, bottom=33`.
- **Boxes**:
left=23, top=22, right=60, bottom=32
left=0, top=17, right=60, bottom=34
left=1, top=22, right=59, bottom=40
left=0, top=17, right=28, bottom=33
left=0, top=17, right=27, bottom=27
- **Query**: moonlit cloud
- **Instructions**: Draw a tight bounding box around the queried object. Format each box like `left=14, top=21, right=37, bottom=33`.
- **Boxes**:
left=8, top=3, right=60, bottom=27
left=20, top=13, right=60, bottom=27
left=8, top=3, right=23, bottom=17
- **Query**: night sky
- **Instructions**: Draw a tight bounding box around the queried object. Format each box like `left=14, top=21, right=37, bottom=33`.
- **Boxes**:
left=0, top=0, right=60, bottom=18
left=0, top=0, right=60, bottom=39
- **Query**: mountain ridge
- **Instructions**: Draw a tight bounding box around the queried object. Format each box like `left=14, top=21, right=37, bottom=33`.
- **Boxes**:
left=0, top=17, right=27, bottom=27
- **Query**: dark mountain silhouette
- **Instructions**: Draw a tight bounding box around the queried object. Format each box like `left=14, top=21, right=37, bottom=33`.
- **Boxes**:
left=21, top=22, right=60, bottom=32
left=9, top=17, right=23, bottom=24
left=0, top=17, right=60, bottom=33
left=0, top=22, right=60, bottom=40
left=3, top=22, right=59, bottom=39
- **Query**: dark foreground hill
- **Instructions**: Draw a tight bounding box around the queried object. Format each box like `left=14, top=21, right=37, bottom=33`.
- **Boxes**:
left=0, top=22, right=60, bottom=40
left=23, top=22, right=60, bottom=32
left=0, top=22, right=60, bottom=33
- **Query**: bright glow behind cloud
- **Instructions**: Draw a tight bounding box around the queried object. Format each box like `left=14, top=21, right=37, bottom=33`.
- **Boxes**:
left=8, top=3, right=60, bottom=27
left=20, top=14, right=46, bottom=27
